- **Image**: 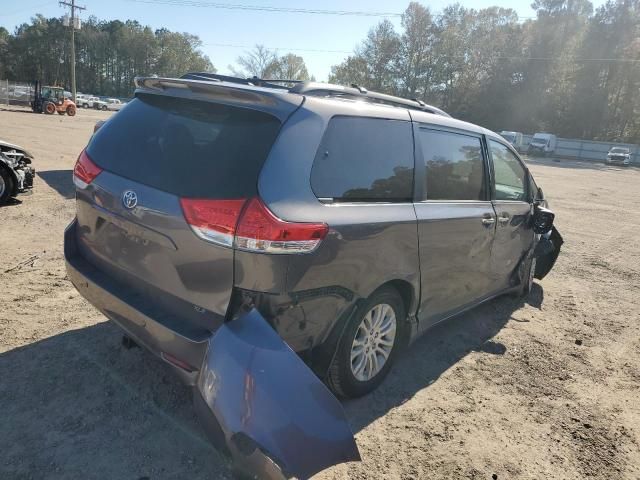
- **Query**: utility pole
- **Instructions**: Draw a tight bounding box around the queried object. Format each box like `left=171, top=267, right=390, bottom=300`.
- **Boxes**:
left=60, top=0, right=85, bottom=103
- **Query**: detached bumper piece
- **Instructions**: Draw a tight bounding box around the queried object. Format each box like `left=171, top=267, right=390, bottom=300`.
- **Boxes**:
left=195, top=308, right=360, bottom=480
left=534, top=226, right=564, bottom=279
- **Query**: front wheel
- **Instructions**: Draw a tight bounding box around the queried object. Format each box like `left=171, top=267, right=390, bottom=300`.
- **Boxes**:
left=101, top=104, right=107, bottom=111
left=0, top=167, right=14, bottom=204
left=519, top=256, right=537, bottom=297
left=327, top=287, right=406, bottom=398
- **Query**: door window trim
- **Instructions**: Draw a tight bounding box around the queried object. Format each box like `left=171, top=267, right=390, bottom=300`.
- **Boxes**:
left=413, top=123, right=491, bottom=204
left=485, top=136, right=531, bottom=204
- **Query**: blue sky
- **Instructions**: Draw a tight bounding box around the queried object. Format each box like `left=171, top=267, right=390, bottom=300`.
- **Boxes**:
left=0, top=0, right=591, bottom=80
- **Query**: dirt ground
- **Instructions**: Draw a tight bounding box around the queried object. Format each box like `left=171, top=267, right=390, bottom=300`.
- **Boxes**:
left=0, top=105, right=639, bottom=480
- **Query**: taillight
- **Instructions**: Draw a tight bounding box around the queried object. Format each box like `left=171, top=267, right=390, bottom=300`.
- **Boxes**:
left=73, top=149, right=103, bottom=188
left=180, top=197, right=328, bottom=254
left=235, top=198, right=328, bottom=254
left=180, top=198, right=246, bottom=247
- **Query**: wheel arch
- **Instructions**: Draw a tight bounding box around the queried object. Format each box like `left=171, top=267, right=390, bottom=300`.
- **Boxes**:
left=0, top=158, right=19, bottom=196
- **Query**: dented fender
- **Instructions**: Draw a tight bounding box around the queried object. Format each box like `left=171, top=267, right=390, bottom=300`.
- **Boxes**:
left=194, top=308, right=360, bottom=479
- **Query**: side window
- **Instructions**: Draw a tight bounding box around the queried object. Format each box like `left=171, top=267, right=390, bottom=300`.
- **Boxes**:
left=310, top=117, right=414, bottom=202
left=418, top=128, right=486, bottom=201
left=489, top=140, right=527, bottom=202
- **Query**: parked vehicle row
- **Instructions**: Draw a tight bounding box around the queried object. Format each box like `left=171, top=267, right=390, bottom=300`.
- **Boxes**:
left=76, top=94, right=126, bottom=111
left=65, top=73, right=563, bottom=479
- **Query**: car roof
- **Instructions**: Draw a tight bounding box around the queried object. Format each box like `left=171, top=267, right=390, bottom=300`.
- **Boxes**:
left=134, top=74, right=501, bottom=139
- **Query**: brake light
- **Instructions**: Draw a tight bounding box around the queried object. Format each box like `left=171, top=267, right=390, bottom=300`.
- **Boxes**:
left=235, top=198, right=328, bottom=254
left=73, top=149, right=103, bottom=188
left=180, top=198, right=246, bottom=247
left=180, top=197, right=328, bottom=254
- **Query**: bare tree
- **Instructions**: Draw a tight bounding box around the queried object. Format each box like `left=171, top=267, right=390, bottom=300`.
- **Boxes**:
left=233, top=44, right=278, bottom=78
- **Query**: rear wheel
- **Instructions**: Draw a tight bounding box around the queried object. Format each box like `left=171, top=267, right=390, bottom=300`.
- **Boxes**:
left=66, top=105, right=76, bottom=116
left=327, top=287, right=406, bottom=398
left=0, top=167, right=14, bottom=204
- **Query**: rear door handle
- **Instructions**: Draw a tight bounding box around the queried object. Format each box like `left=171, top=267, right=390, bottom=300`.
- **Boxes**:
left=481, top=217, right=495, bottom=226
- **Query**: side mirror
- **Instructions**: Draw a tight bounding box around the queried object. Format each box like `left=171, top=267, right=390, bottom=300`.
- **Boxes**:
left=533, top=205, right=554, bottom=234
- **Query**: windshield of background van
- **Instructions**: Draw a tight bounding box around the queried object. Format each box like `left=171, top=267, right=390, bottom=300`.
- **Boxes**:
left=87, top=94, right=281, bottom=198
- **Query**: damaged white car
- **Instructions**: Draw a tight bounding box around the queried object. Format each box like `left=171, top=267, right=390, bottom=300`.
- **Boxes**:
left=0, top=140, right=35, bottom=205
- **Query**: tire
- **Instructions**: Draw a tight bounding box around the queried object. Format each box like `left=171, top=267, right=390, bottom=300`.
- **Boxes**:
left=327, top=286, right=406, bottom=398
left=101, top=104, right=107, bottom=111
left=44, top=102, right=56, bottom=115
left=519, top=256, right=537, bottom=297
left=0, top=167, right=14, bottom=205
left=66, top=105, right=76, bottom=116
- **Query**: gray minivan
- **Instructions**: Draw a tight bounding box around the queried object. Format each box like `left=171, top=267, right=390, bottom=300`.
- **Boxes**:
left=65, top=74, right=562, bottom=479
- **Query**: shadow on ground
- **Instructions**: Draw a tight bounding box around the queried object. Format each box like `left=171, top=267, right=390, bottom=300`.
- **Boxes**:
left=38, top=169, right=74, bottom=199
left=0, top=197, right=22, bottom=208
left=0, top=322, right=233, bottom=480
left=0, top=286, right=541, bottom=479
left=342, top=289, right=538, bottom=433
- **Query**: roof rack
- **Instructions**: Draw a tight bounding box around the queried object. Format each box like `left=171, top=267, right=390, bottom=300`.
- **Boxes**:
left=181, top=72, right=302, bottom=90
left=290, top=82, right=450, bottom=117
left=181, top=72, right=450, bottom=117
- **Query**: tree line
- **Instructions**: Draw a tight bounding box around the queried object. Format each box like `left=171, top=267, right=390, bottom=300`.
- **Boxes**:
left=1, top=1, right=638, bottom=143
left=0, top=15, right=213, bottom=98
left=330, top=0, right=640, bottom=143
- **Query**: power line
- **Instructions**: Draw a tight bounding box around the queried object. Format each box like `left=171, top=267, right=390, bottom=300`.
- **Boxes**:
left=127, top=0, right=539, bottom=20
left=203, top=42, right=352, bottom=54
left=202, top=42, right=640, bottom=63
left=127, top=0, right=403, bottom=17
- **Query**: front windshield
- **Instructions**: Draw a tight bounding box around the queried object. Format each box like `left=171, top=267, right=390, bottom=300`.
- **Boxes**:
left=610, top=147, right=628, bottom=153
left=532, top=137, right=548, bottom=144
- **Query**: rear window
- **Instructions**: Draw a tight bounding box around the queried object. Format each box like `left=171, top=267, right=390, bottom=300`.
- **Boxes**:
left=310, top=116, right=414, bottom=202
left=418, top=129, right=486, bottom=201
left=87, top=94, right=281, bottom=198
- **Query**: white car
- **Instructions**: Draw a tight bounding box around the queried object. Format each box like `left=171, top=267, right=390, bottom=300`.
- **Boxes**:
left=106, top=98, right=124, bottom=111
left=80, top=96, right=108, bottom=110
left=606, top=147, right=631, bottom=166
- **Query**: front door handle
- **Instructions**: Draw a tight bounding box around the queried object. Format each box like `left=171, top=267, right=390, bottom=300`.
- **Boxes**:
left=481, top=217, right=495, bottom=226
left=498, top=213, right=510, bottom=225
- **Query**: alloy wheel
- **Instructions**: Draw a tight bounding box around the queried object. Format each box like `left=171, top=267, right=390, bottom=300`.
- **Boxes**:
left=350, top=303, right=397, bottom=382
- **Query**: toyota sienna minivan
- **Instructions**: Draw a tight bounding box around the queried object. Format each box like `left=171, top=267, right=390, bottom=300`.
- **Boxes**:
left=65, top=73, right=563, bottom=479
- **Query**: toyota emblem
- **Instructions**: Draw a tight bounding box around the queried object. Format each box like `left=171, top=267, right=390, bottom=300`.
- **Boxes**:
left=122, top=190, right=138, bottom=209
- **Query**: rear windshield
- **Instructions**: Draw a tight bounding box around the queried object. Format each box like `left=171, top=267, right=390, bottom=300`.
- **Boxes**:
left=87, top=93, right=281, bottom=198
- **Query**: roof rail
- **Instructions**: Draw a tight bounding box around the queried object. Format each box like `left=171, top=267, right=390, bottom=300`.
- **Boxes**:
left=290, top=82, right=450, bottom=117
left=181, top=72, right=301, bottom=90
left=181, top=72, right=450, bottom=117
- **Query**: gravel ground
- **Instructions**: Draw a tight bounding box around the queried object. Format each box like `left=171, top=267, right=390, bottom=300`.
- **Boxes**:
left=1, top=106, right=639, bottom=480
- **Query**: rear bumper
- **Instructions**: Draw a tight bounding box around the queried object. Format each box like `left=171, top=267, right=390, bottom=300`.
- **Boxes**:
left=64, top=218, right=211, bottom=385
left=65, top=218, right=359, bottom=478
